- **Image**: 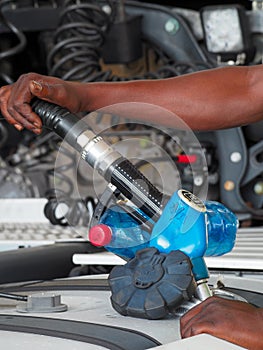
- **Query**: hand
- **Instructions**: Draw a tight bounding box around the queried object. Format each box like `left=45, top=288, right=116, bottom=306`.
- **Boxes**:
left=0, top=73, right=82, bottom=134
left=180, top=296, right=263, bottom=350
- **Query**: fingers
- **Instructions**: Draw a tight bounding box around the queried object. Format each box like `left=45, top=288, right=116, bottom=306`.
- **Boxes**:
left=3, top=95, right=42, bottom=134
left=7, top=74, right=44, bottom=133
left=0, top=86, right=21, bottom=130
left=4, top=101, right=42, bottom=134
left=0, top=72, right=74, bottom=134
left=0, top=73, right=59, bottom=134
left=0, top=76, right=38, bottom=134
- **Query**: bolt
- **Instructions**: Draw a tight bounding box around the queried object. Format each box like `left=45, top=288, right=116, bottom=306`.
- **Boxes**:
left=224, top=180, right=235, bottom=191
left=164, top=19, right=179, bottom=35
left=254, top=182, right=263, bottom=195
left=194, top=176, right=203, bottom=186
left=251, top=0, right=263, bottom=11
left=230, top=152, right=242, bottom=163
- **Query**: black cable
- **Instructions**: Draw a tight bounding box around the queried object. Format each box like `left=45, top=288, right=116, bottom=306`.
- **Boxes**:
left=45, top=0, right=215, bottom=104
left=0, top=291, right=27, bottom=301
left=47, top=0, right=114, bottom=80
left=0, top=0, right=27, bottom=61
left=0, top=71, right=13, bottom=84
left=0, top=121, right=8, bottom=148
left=46, top=136, right=76, bottom=196
left=46, top=1, right=215, bottom=92
left=0, top=0, right=27, bottom=86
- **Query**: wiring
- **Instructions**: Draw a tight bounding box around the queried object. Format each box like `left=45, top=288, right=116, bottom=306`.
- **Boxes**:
left=0, top=0, right=27, bottom=60
left=0, top=291, right=27, bottom=301
left=47, top=0, right=115, bottom=80
left=42, top=131, right=97, bottom=226
left=47, top=0, right=213, bottom=82
left=0, top=122, right=8, bottom=148
left=0, top=0, right=27, bottom=83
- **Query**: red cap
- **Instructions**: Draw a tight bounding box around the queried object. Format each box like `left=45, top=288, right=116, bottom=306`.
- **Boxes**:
left=88, top=224, right=112, bottom=247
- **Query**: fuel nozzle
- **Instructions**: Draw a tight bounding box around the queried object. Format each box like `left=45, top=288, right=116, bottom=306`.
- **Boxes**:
left=31, top=98, right=164, bottom=221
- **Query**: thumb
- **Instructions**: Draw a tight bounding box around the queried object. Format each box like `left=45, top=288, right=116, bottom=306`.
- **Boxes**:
left=29, top=80, right=57, bottom=102
left=29, top=79, right=66, bottom=107
left=30, top=80, right=44, bottom=96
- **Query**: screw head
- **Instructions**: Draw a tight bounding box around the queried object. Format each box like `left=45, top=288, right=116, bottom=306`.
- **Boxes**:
left=254, top=182, right=263, bottom=195
left=224, top=180, right=235, bottom=191
left=164, top=19, right=180, bottom=35
left=230, top=152, right=242, bottom=163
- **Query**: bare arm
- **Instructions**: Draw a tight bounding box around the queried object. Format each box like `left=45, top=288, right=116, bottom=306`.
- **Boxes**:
left=0, top=65, right=263, bottom=133
left=79, top=65, right=263, bottom=130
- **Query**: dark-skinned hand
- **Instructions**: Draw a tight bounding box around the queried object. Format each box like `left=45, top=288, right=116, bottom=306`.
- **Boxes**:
left=0, top=73, right=83, bottom=134
left=180, top=296, right=263, bottom=350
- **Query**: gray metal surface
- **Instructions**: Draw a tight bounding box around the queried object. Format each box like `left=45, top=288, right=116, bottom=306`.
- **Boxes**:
left=0, top=273, right=258, bottom=350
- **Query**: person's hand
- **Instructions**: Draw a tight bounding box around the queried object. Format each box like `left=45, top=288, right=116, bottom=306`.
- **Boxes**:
left=0, top=73, right=83, bottom=134
left=180, top=296, right=263, bottom=350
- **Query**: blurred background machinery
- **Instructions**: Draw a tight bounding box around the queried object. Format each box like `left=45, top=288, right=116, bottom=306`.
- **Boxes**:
left=0, top=0, right=262, bottom=230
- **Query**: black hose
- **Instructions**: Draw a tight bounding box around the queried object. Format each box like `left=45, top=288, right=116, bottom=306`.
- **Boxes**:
left=0, top=292, right=27, bottom=301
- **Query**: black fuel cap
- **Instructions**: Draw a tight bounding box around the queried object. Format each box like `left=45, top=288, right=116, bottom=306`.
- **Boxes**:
left=108, top=247, right=196, bottom=319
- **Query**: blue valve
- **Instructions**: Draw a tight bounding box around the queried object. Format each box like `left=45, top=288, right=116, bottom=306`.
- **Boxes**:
left=149, top=189, right=207, bottom=258
left=89, top=189, right=239, bottom=281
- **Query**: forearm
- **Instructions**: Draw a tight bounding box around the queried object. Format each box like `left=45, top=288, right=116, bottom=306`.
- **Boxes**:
left=1, top=64, right=263, bottom=133
left=70, top=65, right=263, bottom=130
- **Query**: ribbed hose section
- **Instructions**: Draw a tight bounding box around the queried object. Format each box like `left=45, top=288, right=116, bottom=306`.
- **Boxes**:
left=31, top=99, right=88, bottom=150
left=32, top=99, right=71, bottom=131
